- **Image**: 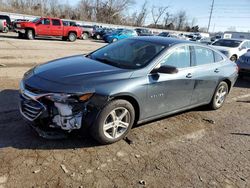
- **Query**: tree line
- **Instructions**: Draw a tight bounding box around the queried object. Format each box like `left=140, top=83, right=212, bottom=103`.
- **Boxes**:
left=0, top=0, right=205, bottom=32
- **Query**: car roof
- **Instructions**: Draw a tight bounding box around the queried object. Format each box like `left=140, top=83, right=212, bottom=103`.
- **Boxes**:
left=132, top=36, right=191, bottom=46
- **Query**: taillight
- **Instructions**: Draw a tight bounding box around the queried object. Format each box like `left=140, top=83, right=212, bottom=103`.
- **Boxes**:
left=3, top=21, right=6, bottom=27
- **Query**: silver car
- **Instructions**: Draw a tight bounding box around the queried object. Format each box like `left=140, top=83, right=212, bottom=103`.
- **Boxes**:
left=211, top=39, right=250, bottom=62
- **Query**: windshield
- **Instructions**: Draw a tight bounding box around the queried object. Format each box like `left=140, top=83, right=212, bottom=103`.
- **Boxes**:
left=32, top=18, right=40, bottom=23
left=88, top=39, right=166, bottom=69
left=212, top=39, right=242, bottom=47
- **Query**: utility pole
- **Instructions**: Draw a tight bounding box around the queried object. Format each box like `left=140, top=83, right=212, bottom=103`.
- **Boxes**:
left=207, top=0, right=215, bottom=33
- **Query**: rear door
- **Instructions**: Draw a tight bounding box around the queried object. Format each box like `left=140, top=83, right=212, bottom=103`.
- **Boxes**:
left=190, top=46, right=223, bottom=105
left=51, top=19, right=63, bottom=36
left=36, top=18, right=51, bottom=35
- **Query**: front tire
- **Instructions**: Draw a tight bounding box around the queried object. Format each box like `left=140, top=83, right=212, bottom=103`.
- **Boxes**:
left=96, top=34, right=101, bottom=40
left=26, top=29, right=34, bottom=40
left=82, top=33, right=89, bottom=40
left=91, top=100, right=135, bottom=144
left=209, top=81, right=229, bottom=110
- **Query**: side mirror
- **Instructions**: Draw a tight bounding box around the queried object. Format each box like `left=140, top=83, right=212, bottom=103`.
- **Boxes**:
left=247, top=49, right=250, bottom=52
left=151, top=65, right=178, bottom=74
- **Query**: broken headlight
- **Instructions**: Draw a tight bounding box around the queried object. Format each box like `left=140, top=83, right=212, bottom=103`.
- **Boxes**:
left=46, top=93, right=94, bottom=103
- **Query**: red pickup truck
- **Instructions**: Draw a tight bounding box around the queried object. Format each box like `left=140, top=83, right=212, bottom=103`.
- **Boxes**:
left=15, top=17, right=82, bottom=42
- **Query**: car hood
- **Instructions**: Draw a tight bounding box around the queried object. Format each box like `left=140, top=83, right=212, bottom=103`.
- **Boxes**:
left=33, top=55, right=132, bottom=85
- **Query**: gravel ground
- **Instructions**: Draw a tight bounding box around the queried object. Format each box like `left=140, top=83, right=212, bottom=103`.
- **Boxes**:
left=0, top=33, right=249, bottom=188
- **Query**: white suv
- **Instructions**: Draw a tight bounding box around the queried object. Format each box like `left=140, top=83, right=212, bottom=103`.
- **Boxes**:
left=211, top=39, right=250, bottom=62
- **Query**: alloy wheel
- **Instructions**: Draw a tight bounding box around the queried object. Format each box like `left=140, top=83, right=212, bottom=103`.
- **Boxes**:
left=103, top=107, right=131, bottom=139
left=215, top=85, right=227, bottom=107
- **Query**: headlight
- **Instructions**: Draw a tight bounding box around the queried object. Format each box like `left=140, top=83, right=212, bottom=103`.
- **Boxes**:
left=46, top=93, right=94, bottom=103
left=16, top=24, right=21, bottom=28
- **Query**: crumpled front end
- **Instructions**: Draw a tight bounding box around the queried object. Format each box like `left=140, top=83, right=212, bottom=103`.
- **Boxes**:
left=19, top=80, right=91, bottom=133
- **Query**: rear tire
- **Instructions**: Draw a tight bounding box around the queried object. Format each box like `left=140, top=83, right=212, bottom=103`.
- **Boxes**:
left=26, top=29, right=34, bottom=40
left=91, top=99, right=135, bottom=144
left=209, top=81, right=229, bottom=110
left=230, top=55, right=237, bottom=62
left=68, top=32, right=77, bottom=42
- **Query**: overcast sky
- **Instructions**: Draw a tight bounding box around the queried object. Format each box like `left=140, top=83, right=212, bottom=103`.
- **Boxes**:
left=66, top=0, right=250, bottom=32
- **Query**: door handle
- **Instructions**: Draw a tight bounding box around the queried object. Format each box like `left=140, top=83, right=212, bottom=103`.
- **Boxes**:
left=214, top=68, right=220, bottom=73
left=186, top=73, right=192, bottom=78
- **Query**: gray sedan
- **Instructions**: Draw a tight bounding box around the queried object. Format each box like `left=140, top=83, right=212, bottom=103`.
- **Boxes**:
left=19, top=37, right=238, bottom=144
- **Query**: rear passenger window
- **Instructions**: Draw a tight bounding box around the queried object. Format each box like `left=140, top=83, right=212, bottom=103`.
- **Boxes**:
left=52, top=19, right=61, bottom=26
left=161, top=46, right=191, bottom=68
left=194, top=46, right=214, bottom=65
left=214, top=52, right=224, bottom=62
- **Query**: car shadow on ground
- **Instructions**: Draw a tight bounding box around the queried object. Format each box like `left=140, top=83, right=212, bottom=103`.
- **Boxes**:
left=91, top=39, right=106, bottom=43
left=0, top=33, right=19, bottom=39
left=0, top=33, right=69, bottom=42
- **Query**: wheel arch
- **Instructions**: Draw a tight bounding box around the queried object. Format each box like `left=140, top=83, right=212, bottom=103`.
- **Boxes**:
left=221, top=78, right=232, bottom=92
left=25, top=27, right=35, bottom=35
left=110, top=94, right=140, bottom=125
left=83, top=31, right=90, bottom=35
left=68, top=30, right=77, bottom=36
left=231, top=54, right=238, bottom=60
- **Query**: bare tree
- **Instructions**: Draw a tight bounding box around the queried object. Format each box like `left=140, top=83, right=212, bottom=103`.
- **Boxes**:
left=163, top=12, right=171, bottom=28
left=133, top=0, right=148, bottom=26
left=151, top=6, right=168, bottom=28
left=176, top=10, right=187, bottom=30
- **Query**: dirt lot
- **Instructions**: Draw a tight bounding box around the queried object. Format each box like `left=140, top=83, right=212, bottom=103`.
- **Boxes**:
left=0, top=33, right=249, bottom=188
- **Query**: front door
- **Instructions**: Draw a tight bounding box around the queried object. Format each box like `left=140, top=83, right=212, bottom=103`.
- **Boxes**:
left=36, top=18, right=51, bottom=36
left=146, top=45, right=195, bottom=118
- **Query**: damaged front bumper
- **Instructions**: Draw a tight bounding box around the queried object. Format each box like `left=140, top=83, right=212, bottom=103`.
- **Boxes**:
left=19, top=81, right=89, bottom=133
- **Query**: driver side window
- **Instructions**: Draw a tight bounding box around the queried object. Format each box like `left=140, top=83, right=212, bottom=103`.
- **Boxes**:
left=40, top=18, right=50, bottom=25
left=160, top=46, right=191, bottom=69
